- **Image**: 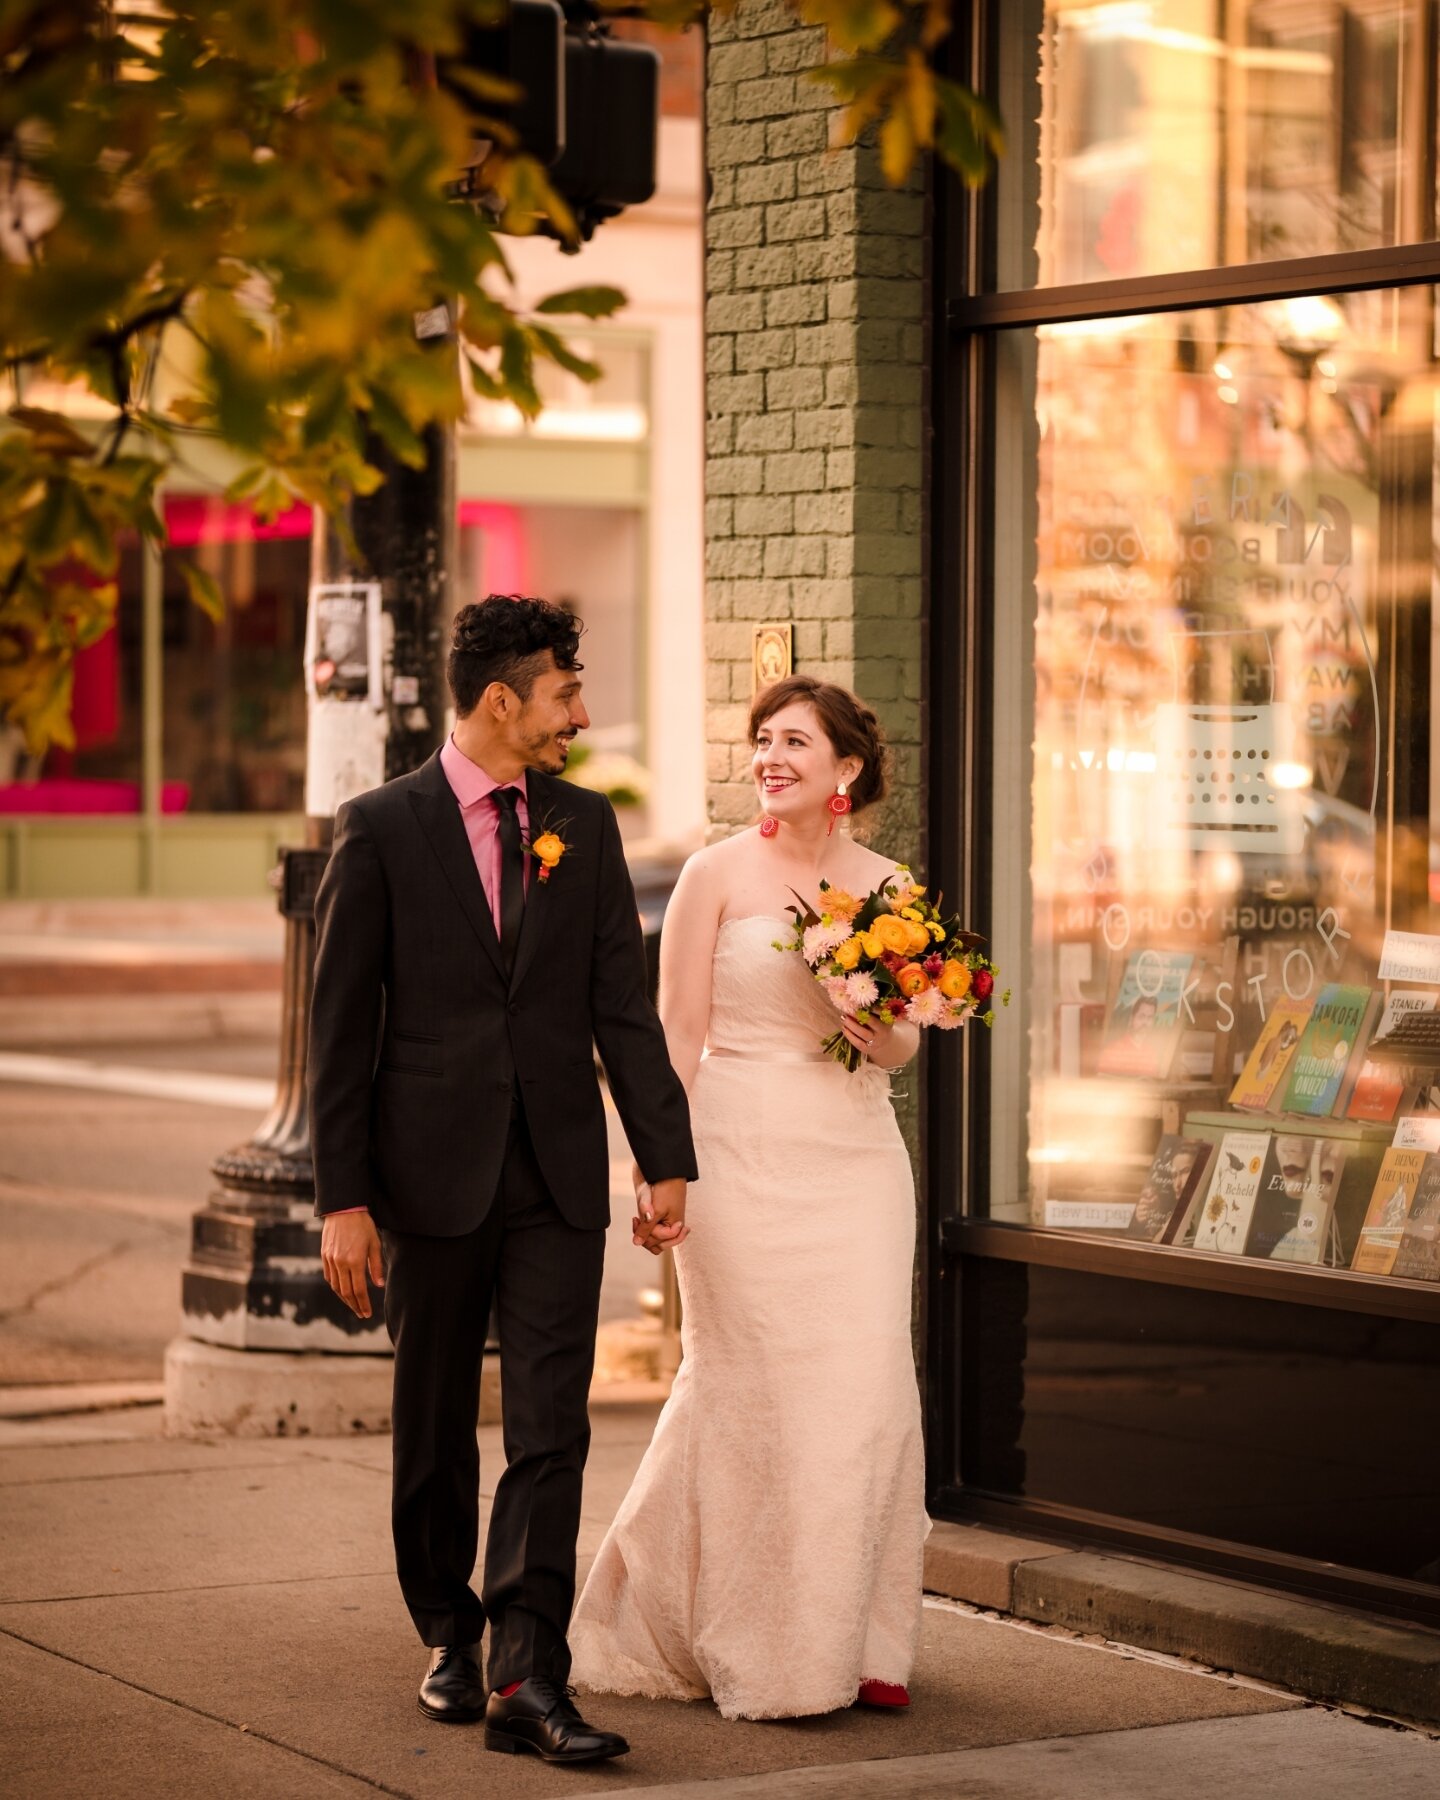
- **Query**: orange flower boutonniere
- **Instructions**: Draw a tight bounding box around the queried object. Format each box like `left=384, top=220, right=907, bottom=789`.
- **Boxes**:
left=526, top=825, right=569, bottom=884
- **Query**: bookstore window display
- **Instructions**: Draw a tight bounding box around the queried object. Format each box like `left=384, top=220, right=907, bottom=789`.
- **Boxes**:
left=986, top=283, right=1440, bottom=1292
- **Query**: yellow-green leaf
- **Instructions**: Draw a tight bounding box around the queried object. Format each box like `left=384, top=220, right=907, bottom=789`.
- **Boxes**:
left=180, top=560, right=224, bottom=623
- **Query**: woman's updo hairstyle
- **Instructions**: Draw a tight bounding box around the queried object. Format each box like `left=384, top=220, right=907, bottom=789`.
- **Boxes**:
left=748, top=675, right=890, bottom=812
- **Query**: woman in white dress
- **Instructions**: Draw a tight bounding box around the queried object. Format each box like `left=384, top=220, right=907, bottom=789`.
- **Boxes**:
left=569, top=676, right=927, bottom=1721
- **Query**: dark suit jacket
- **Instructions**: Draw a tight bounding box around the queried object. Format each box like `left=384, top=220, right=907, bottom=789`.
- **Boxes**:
left=308, top=752, right=697, bottom=1235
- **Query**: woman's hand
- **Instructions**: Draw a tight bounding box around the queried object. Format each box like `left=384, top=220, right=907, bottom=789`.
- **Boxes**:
left=840, top=1013, right=919, bottom=1069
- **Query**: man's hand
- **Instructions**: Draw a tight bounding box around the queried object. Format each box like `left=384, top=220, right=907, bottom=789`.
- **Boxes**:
left=321, top=1212, right=385, bottom=1319
left=632, top=1175, right=689, bottom=1257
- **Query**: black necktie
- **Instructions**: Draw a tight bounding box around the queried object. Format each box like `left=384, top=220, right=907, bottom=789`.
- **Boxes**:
left=492, top=787, right=525, bottom=974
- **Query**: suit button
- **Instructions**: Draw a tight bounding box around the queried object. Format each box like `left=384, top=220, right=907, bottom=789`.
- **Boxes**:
left=497, top=1077, right=512, bottom=1093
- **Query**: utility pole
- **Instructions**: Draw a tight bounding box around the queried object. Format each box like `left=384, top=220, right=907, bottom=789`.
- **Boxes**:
left=164, top=340, right=457, bottom=1435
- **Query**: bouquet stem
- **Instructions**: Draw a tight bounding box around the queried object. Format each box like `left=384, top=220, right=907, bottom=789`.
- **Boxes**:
left=821, top=1029, right=865, bottom=1073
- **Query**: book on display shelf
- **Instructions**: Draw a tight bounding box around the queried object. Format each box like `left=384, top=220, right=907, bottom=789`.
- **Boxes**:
left=1191, top=1130, right=1269, bottom=1256
left=1125, top=1135, right=1214, bottom=1244
left=1391, top=1160, right=1440, bottom=1282
left=1228, top=996, right=1312, bottom=1112
left=1351, top=1148, right=1430, bottom=1276
left=1329, top=990, right=1385, bottom=1119
left=1245, top=1133, right=1348, bottom=1265
left=1278, top=985, right=1372, bottom=1117
left=1097, top=951, right=1194, bottom=1080
left=1346, top=993, right=1437, bottom=1123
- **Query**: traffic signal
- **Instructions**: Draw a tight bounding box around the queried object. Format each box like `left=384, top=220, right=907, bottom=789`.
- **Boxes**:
left=440, top=2, right=660, bottom=245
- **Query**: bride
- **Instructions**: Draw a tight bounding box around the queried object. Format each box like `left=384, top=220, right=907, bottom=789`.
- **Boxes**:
left=569, top=675, right=927, bottom=1721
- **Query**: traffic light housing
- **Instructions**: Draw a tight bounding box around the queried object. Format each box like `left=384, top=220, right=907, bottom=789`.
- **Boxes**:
left=440, top=3, right=660, bottom=245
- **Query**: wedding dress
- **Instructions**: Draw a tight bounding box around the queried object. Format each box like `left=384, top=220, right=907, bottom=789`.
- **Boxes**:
left=569, top=914, right=927, bottom=1720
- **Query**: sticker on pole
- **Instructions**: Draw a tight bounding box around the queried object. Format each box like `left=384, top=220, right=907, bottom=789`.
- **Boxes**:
left=305, top=582, right=383, bottom=705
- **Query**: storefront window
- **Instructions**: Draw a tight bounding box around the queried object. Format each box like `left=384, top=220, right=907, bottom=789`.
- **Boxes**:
left=161, top=501, right=310, bottom=813
left=990, top=0, right=1432, bottom=291
left=986, top=283, right=1440, bottom=1287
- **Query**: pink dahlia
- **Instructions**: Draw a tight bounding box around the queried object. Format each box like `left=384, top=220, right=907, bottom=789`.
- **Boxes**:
left=905, top=987, right=946, bottom=1027
left=844, top=971, right=880, bottom=1009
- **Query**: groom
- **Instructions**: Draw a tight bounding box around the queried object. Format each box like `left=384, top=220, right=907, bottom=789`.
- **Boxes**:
left=310, top=594, right=696, bottom=1765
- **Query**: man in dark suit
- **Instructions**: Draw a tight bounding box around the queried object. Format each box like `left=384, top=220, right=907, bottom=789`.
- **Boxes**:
left=311, top=595, right=696, bottom=1766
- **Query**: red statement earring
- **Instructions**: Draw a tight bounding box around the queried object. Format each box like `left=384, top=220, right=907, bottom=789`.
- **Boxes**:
left=827, top=781, right=851, bottom=837
left=759, top=815, right=780, bottom=839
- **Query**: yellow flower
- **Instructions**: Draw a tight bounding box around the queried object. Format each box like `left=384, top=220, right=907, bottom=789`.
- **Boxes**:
left=903, top=919, right=931, bottom=955
left=833, top=935, right=862, bottom=971
left=872, top=914, right=911, bottom=955
left=532, top=832, right=565, bottom=869
left=900, top=906, right=923, bottom=922
left=928, top=921, right=946, bottom=941
left=859, top=929, right=886, bottom=959
left=938, top=960, right=972, bottom=1000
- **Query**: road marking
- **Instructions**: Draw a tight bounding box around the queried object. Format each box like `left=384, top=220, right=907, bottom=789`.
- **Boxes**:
left=0, top=1051, right=273, bottom=1112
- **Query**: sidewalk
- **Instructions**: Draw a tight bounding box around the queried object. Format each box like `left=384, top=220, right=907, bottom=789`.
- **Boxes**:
left=0, top=900, right=283, bottom=1045
left=3, top=1398, right=1437, bottom=1799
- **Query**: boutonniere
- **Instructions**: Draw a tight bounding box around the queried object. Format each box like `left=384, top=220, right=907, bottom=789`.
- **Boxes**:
left=524, top=814, right=571, bottom=884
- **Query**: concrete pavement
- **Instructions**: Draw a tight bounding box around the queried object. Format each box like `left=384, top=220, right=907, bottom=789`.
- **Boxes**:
left=4, top=1397, right=1436, bottom=1799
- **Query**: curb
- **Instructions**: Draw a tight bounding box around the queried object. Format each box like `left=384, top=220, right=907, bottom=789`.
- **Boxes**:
left=924, top=1523, right=1440, bottom=1729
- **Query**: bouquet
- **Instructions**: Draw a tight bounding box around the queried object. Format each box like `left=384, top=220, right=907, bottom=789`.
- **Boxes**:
left=776, top=869, right=1009, bottom=1072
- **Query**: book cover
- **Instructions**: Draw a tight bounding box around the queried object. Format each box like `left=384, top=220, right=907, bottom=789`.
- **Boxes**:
left=1392, top=1161, right=1440, bottom=1282
left=1192, top=1131, right=1270, bottom=1255
left=1097, top=952, right=1194, bottom=1079
left=1228, top=997, right=1312, bottom=1112
left=1279, top=984, right=1372, bottom=1116
left=1246, top=1133, right=1348, bottom=1264
left=1351, top=1148, right=1430, bottom=1275
left=1126, top=1135, right=1213, bottom=1243
left=1331, top=989, right=1384, bottom=1118
left=1346, top=993, right=1437, bottom=1123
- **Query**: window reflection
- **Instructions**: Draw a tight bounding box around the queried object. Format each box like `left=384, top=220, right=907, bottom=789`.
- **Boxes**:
left=999, top=285, right=1440, bottom=1283
left=995, top=1, right=1429, bottom=289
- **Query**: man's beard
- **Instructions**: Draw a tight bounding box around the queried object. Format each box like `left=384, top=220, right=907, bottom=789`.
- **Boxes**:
left=523, top=726, right=573, bottom=772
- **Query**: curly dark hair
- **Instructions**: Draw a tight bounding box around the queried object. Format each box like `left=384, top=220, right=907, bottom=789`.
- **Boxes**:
left=749, top=675, right=890, bottom=811
left=447, top=595, right=585, bottom=716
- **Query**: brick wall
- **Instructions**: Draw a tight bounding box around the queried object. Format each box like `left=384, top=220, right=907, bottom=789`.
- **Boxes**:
left=703, top=2, right=926, bottom=862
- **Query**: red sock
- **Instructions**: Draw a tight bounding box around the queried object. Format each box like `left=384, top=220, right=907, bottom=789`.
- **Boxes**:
left=497, top=1680, right=523, bottom=1697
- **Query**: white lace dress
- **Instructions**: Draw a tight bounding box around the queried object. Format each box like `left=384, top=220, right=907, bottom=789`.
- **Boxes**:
left=569, top=915, right=927, bottom=1720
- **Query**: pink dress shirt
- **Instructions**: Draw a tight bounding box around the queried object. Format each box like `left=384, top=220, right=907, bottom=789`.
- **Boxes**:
left=327, top=740, right=528, bottom=1218
left=438, top=735, right=531, bottom=931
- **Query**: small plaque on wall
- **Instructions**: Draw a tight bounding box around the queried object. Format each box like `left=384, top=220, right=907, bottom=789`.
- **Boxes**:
left=752, top=623, right=794, bottom=694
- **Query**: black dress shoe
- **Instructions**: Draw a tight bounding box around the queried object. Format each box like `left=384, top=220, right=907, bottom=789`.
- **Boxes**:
left=417, top=1642, right=485, bottom=1722
left=484, top=1676, right=629, bottom=1764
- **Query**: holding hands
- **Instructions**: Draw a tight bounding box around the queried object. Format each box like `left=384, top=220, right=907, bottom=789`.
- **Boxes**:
left=632, top=1165, right=689, bottom=1256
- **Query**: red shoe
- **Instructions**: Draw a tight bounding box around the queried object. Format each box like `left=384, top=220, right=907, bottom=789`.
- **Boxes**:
left=856, top=1680, right=910, bottom=1710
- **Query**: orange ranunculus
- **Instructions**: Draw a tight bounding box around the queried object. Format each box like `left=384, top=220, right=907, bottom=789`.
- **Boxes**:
left=895, top=963, right=931, bottom=997
left=872, top=914, right=911, bottom=954
left=833, top=935, right=862, bottom=970
left=903, top=918, right=932, bottom=955
left=938, top=960, right=972, bottom=1000
left=532, top=832, right=565, bottom=869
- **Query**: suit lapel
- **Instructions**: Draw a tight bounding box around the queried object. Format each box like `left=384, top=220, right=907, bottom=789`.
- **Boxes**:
left=408, top=754, right=508, bottom=983
left=510, top=770, right=560, bottom=994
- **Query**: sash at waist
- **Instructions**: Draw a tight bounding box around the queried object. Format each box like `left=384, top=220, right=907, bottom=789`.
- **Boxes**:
left=706, top=1045, right=832, bottom=1066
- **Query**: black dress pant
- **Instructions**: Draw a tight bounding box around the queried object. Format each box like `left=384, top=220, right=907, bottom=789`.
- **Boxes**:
left=382, top=1097, right=605, bottom=1687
